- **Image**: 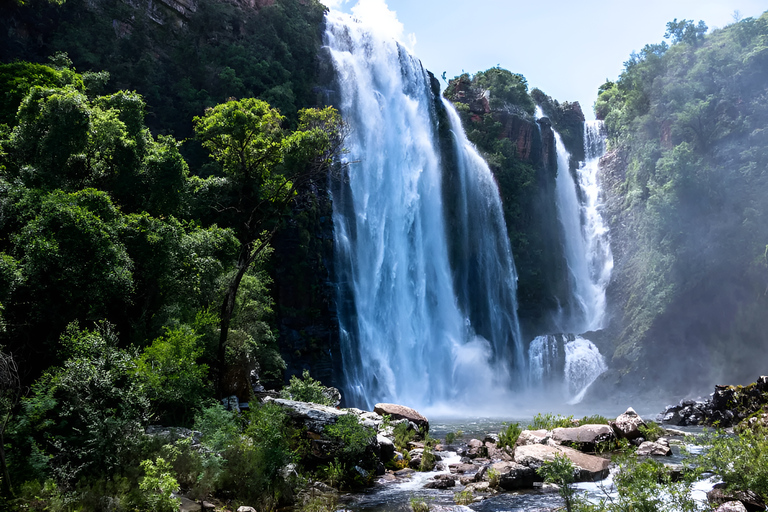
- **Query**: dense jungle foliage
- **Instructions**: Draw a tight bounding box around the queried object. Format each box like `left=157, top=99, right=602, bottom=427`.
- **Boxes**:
left=0, top=47, right=346, bottom=507
left=593, top=12, right=768, bottom=392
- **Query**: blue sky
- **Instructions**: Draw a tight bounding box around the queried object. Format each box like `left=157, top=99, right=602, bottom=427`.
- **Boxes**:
left=321, top=0, right=767, bottom=119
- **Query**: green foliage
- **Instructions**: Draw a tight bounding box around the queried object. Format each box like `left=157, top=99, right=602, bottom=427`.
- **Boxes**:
left=453, top=489, right=474, bottom=505
left=578, top=415, right=611, bottom=425
left=410, top=495, right=430, bottom=512
left=692, top=425, right=768, bottom=502
left=486, top=466, right=500, bottom=488
left=323, top=414, right=375, bottom=468
left=9, top=322, right=149, bottom=489
left=597, top=456, right=698, bottom=512
left=393, top=421, right=416, bottom=453
left=592, top=12, right=768, bottom=389
left=419, top=433, right=437, bottom=472
left=135, top=326, right=210, bottom=425
left=497, top=422, right=522, bottom=449
left=444, top=431, right=460, bottom=444
left=537, top=453, right=578, bottom=512
left=530, top=413, right=575, bottom=430
left=280, top=370, right=334, bottom=406
left=322, top=459, right=345, bottom=489
left=139, top=455, right=180, bottom=512
left=665, top=19, right=708, bottom=46
left=638, top=421, right=664, bottom=442
left=472, top=67, right=535, bottom=115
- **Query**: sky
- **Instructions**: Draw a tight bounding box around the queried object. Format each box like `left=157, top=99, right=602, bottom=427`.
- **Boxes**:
left=320, top=0, right=767, bottom=119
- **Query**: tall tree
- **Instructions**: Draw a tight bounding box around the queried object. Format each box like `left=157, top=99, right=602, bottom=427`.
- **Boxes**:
left=193, top=99, right=344, bottom=392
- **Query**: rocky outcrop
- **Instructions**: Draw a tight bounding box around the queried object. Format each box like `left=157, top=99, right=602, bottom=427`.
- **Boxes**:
left=265, top=397, right=347, bottom=433
left=513, top=444, right=610, bottom=481
left=636, top=440, right=672, bottom=456
left=551, top=424, right=615, bottom=451
left=658, top=376, right=768, bottom=428
left=611, top=407, right=646, bottom=439
left=373, top=403, right=429, bottom=431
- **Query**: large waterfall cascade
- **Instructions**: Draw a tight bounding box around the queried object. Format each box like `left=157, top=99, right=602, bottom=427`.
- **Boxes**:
left=529, top=112, right=613, bottom=404
left=326, top=12, right=524, bottom=411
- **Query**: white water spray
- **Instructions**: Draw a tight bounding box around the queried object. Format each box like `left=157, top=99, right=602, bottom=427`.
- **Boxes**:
left=326, top=12, right=523, bottom=410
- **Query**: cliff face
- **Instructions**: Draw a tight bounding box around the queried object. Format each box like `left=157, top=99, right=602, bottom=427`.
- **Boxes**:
left=443, top=73, right=571, bottom=338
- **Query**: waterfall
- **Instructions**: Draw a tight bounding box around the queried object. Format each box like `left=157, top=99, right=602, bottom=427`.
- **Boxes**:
left=528, top=111, right=613, bottom=403
left=325, top=12, right=523, bottom=410
left=551, top=122, right=613, bottom=333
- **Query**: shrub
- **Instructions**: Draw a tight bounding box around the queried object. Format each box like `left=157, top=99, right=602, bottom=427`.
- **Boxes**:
left=393, top=421, right=416, bottom=453
left=139, top=455, right=181, bottom=512
left=324, top=413, right=376, bottom=468
left=280, top=370, right=335, bottom=406
left=410, top=495, right=430, bottom=512
left=638, top=421, right=664, bottom=442
left=498, top=422, right=522, bottom=449
left=530, top=413, right=574, bottom=430
left=578, top=414, right=611, bottom=425
left=537, top=454, right=578, bottom=512
left=453, top=490, right=474, bottom=505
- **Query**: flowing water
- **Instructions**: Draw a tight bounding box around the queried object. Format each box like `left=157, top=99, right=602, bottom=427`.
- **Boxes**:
left=326, top=12, right=523, bottom=412
left=527, top=112, right=613, bottom=403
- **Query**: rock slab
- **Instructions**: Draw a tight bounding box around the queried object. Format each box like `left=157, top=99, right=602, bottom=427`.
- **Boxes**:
left=514, top=444, right=610, bottom=481
left=374, top=403, right=429, bottom=430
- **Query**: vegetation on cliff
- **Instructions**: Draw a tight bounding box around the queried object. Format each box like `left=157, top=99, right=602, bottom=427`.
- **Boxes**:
left=594, top=11, right=768, bottom=391
left=0, top=51, right=348, bottom=507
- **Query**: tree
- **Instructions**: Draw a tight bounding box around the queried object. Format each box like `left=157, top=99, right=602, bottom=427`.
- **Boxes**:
left=537, top=453, right=577, bottom=512
left=192, top=99, right=344, bottom=393
left=665, top=19, right=708, bottom=46
left=0, top=351, right=21, bottom=496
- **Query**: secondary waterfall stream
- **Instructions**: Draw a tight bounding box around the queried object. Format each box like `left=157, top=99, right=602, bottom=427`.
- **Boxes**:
left=326, top=12, right=523, bottom=411
left=529, top=114, right=613, bottom=403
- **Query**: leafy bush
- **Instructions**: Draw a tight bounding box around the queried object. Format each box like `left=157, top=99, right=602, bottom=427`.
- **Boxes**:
left=139, top=455, right=180, bottom=512
left=638, top=421, right=664, bottom=442
left=578, top=414, right=611, bottom=425
left=530, top=413, right=575, bottom=430
left=487, top=466, right=500, bottom=488
left=692, top=425, right=768, bottom=502
left=280, top=370, right=335, bottom=406
left=410, top=495, right=430, bottom=512
left=498, top=422, right=522, bottom=449
left=537, top=454, right=578, bottom=512
left=453, top=490, right=474, bottom=505
left=324, top=414, right=375, bottom=468
left=393, top=421, right=416, bottom=453
left=419, top=433, right=437, bottom=472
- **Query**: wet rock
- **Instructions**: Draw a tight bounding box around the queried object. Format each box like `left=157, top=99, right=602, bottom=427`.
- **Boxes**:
left=463, top=481, right=490, bottom=493
left=708, top=484, right=766, bottom=512
left=373, top=403, right=429, bottom=431
left=516, top=429, right=551, bottom=446
left=264, top=397, right=347, bottom=433
left=611, top=407, right=646, bottom=439
left=377, top=434, right=395, bottom=461
left=488, top=461, right=539, bottom=490
left=394, top=468, right=415, bottom=478
left=514, top=444, right=610, bottom=481
left=551, top=424, right=615, bottom=451
left=449, top=463, right=477, bottom=474
left=715, top=502, right=748, bottom=512
left=636, top=440, right=672, bottom=456
left=424, top=477, right=456, bottom=489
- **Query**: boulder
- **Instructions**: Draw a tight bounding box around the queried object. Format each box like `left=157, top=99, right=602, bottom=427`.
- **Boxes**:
left=611, top=407, right=646, bottom=439
left=516, top=429, right=551, bottom=446
left=488, top=461, right=539, bottom=490
left=377, top=434, right=395, bottom=461
left=424, top=478, right=456, bottom=489
left=264, top=397, right=346, bottom=433
left=374, top=403, right=429, bottom=431
left=449, top=463, right=477, bottom=474
left=236, top=507, right=257, bottom=512
left=708, top=484, right=766, bottom=512
left=715, top=502, right=748, bottom=512
left=514, top=444, right=610, bottom=481
left=551, top=424, right=614, bottom=451
left=636, top=441, right=672, bottom=456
